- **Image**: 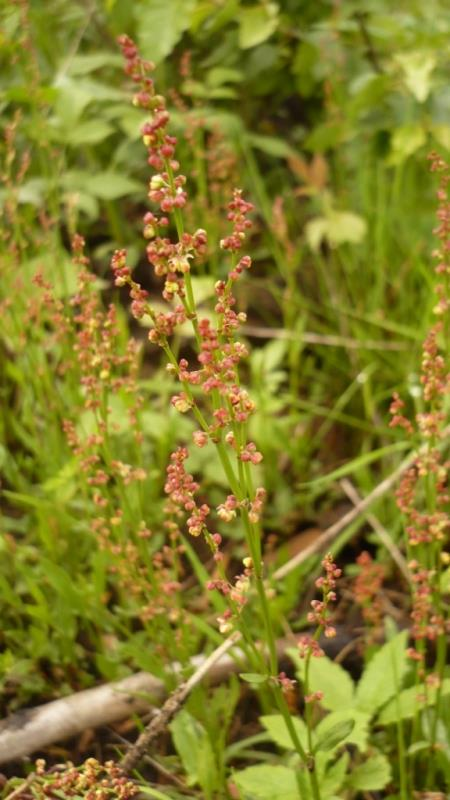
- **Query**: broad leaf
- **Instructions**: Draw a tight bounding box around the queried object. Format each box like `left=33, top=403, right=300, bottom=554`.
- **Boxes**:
left=169, top=709, right=218, bottom=790
left=261, top=714, right=308, bottom=751
left=291, top=650, right=355, bottom=712
left=315, top=710, right=370, bottom=753
left=377, top=677, right=450, bottom=725
left=321, top=751, right=349, bottom=796
left=388, top=124, right=426, bottom=165
left=239, top=672, right=268, bottom=685
left=238, top=3, right=279, bottom=49
left=346, top=753, right=391, bottom=791
left=306, top=211, right=367, bottom=251
left=396, top=51, right=436, bottom=103
left=314, top=719, right=355, bottom=753
left=232, top=765, right=298, bottom=800
left=355, top=630, right=409, bottom=715
left=66, top=120, right=114, bottom=146
left=136, top=0, right=195, bottom=64
left=84, top=172, right=142, bottom=199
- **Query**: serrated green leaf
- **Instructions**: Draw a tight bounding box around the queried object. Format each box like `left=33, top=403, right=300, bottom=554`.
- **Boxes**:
left=260, top=713, right=308, bottom=751
left=346, top=753, right=391, bottom=791
left=232, top=765, right=298, bottom=800
left=238, top=4, right=279, bottom=49
left=355, top=630, right=409, bottom=715
left=290, top=650, right=355, bottom=712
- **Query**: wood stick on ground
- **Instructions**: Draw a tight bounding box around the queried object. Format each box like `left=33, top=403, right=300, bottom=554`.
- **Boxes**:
left=340, top=477, right=411, bottom=582
left=241, top=325, right=408, bottom=351
left=0, top=452, right=418, bottom=765
left=0, top=631, right=314, bottom=766
left=120, top=632, right=241, bottom=773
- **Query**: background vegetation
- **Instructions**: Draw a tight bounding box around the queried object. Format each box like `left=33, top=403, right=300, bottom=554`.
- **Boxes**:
left=1, top=1, right=450, bottom=798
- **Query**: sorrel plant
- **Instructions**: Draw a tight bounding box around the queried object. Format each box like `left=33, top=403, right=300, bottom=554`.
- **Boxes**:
left=113, top=34, right=341, bottom=799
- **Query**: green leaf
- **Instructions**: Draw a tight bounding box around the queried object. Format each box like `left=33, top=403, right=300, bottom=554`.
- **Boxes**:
left=136, top=0, right=195, bottom=65
left=207, top=67, right=243, bottom=88
left=53, top=77, right=92, bottom=126
left=314, top=719, right=354, bottom=752
left=346, top=752, right=391, bottom=791
left=240, top=673, right=268, bottom=685
left=431, top=124, right=450, bottom=152
left=65, top=120, right=114, bottom=146
left=290, top=650, right=355, bottom=712
left=321, top=751, right=349, bottom=796
left=396, top=51, right=436, bottom=103
left=388, top=124, right=426, bottom=166
left=169, top=709, right=218, bottom=790
left=245, top=132, right=297, bottom=159
left=306, top=210, right=367, bottom=251
left=17, top=178, right=46, bottom=206
left=238, top=3, right=279, bottom=49
left=140, top=788, right=174, bottom=800
left=84, top=172, right=142, bottom=199
left=377, top=677, right=450, bottom=725
left=66, top=52, right=122, bottom=75
left=355, top=630, right=409, bottom=715
left=41, top=459, right=78, bottom=501
left=232, top=765, right=298, bottom=800
left=260, top=714, right=308, bottom=751
left=314, top=710, right=370, bottom=753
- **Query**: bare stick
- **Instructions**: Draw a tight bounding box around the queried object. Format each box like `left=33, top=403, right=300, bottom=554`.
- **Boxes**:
left=340, top=478, right=410, bottom=581
left=0, top=451, right=419, bottom=766
left=120, top=633, right=241, bottom=773
left=242, top=325, right=408, bottom=351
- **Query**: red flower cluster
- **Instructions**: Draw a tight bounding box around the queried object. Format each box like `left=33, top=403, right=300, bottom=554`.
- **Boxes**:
left=307, top=553, right=341, bottom=638
left=353, top=551, right=385, bottom=628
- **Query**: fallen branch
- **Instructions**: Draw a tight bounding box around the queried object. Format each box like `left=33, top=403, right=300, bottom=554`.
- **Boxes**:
left=241, top=325, right=408, bottom=351
left=0, top=630, right=350, bottom=766
left=0, top=451, right=418, bottom=765
left=120, top=632, right=241, bottom=773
